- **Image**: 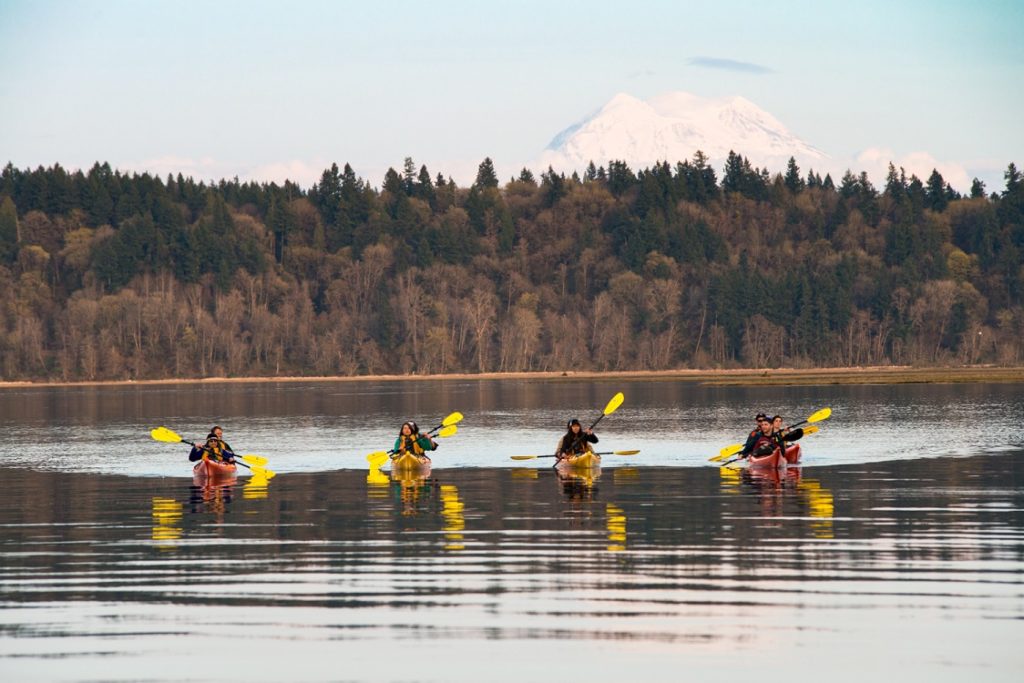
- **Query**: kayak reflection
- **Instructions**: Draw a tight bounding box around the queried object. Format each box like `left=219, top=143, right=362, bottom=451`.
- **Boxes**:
left=719, top=465, right=835, bottom=538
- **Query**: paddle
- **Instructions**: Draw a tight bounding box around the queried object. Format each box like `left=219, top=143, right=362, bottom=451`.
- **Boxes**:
left=788, top=407, right=832, bottom=430
left=510, top=450, right=640, bottom=461
left=150, top=426, right=276, bottom=479
left=709, top=443, right=745, bottom=463
left=591, top=392, right=625, bottom=431
left=719, top=425, right=819, bottom=467
left=365, top=413, right=463, bottom=468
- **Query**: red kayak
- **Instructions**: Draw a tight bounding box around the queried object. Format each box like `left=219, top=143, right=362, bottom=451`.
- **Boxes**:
left=192, top=457, right=237, bottom=480
left=747, top=443, right=802, bottom=468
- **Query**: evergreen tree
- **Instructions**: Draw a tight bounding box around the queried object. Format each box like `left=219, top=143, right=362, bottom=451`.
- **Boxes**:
left=925, top=169, right=948, bottom=212
left=474, top=157, right=499, bottom=189
left=970, top=178, right=986, bottom=199
left=784, top=157, right=804, bottom=193
left=518, top=168, right=537, bottom=185
left=0, top=195, right=19, bottom=263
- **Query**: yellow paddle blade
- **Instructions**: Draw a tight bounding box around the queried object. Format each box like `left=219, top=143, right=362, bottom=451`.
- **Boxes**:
left=366, top=451, right=389, bottom=466
left=240, top=454, right=268, bottom=466
left=807, top=407, right=832, bottom=423
left=804, top=425, right=819, bottom=436
left=442, top=411, right=464, bottom=427
left=603, top=392, right=625, bottom=416
left=250, top=465, right=276, bottom=480
left=150, top=426, right=184, bottom=443
left=710, top=443, right=744, bottom=462
left=612, top=450, right=640, bottom=456
left=510, top=454, right=539, bottom=461
left=438, top=424, right=458, bottom=438
left=366, top=467, right=389, bottom=485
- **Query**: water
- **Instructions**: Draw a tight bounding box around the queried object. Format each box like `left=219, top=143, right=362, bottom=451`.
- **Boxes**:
left=1, top=379, right=1022, bottom=682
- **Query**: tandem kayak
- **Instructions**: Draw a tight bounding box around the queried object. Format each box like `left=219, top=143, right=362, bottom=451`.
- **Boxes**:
left=193, top=457, right=237, bottom=480
left=390, top=451, right=432, bottom=473
left=557, top=451, right=602, bottom=470
left=747, top=443, right=802, bottom=468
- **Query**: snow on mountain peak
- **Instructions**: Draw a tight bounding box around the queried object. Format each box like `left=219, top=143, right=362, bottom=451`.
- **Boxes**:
left=538, top=91, right=827, bottom=175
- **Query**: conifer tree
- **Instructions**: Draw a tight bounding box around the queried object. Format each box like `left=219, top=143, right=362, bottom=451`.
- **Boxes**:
left=784, top=157, right=804, bottom=193
left=474, top=157, right=499, bottom=189
left=0, top=195, right=19, bottom=263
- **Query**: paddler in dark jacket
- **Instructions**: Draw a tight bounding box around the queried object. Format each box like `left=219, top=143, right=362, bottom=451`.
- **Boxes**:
left=739, top=413, right=770, bottom=458
left=741, top=415, right=776, bottom=459
left=555, top=418, right=599, bottom=462
left=189, top=425, right=235, bottom=463
left=393, top=421, right=438, bottom=461
left=771, top=414, right=805, bottom=450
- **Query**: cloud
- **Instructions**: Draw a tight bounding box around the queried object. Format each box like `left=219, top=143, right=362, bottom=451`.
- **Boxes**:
left=688, top=56, right=774, bottom=75
left=854, top=147, right=972, bottom=192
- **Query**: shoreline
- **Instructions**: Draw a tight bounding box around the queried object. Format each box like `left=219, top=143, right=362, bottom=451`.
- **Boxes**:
left=2, top=365, right=1023, bottom=389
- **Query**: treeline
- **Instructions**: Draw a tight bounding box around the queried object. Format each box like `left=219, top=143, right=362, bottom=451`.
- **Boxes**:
left=0, top=153, right=1022, bottom=381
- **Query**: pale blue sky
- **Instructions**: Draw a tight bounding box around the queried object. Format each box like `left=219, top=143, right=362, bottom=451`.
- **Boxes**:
left=1, top=0, right=1021, bottom=190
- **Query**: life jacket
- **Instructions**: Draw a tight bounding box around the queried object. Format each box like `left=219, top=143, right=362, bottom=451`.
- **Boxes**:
left=751, top=435, right=777, bottom=457
left=205, top=437, right=227, bottom=461
left=559, top=433, right=594, bottom=457
left=396, top=434, right=427, bottom=456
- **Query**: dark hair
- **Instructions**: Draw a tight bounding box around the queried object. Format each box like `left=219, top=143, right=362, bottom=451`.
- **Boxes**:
left=207, top=425, right=222, bottom=439
left=567, top=418, right=581, bottom=429
left=398, top=421, right=419, bottom=439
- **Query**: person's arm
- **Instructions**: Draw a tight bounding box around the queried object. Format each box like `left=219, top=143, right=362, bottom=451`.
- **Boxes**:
left=418, top=435, right=437, bottom=451
left=739, top=432, right=758, bottom=457
left=189, top=445, right=202, bottom=462
left=394, top=437, right=403, bottom=453
left=586, top=431, right=599, bottom=444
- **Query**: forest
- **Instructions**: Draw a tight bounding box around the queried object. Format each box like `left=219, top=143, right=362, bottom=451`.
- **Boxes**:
left=0, top=152, right=1022, bottom=381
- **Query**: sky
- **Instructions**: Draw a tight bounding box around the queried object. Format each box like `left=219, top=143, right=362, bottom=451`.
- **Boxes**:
left=1, top=0, right=1021, bottom=192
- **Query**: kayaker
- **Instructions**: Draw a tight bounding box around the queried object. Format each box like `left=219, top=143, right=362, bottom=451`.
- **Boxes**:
left=740, top=416, right=776, bottom=459
left=393, top=421, right=438, bottom=461
left=189, top=426, right=235, bottom=464
left=555, top=418, right=599, bottom=462
left=738, top=413, right=770, bottom=458
left=772, top=414, right=805, bottom=448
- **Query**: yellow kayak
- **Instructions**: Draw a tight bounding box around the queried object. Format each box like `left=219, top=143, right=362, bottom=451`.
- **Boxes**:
left=558, top=451, right=601, bottom=469
left=391, top=451, right=431, bottom=472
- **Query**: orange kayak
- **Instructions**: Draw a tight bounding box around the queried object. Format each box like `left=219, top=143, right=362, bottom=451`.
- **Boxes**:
left=747, top=443, right=801, bottom=468
left=193, top=457, right=237, bottom=479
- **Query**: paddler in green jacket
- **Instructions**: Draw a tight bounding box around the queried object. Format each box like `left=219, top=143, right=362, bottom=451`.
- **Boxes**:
left=393, top=421, right=438, bottom=461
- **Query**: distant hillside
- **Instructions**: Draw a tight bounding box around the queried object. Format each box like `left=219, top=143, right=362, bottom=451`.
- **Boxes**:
left=0, top=155, right=1022, bottom=382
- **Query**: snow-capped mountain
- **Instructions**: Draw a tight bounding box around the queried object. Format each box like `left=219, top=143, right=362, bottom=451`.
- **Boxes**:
left=537, top=91, right=828, bottom=175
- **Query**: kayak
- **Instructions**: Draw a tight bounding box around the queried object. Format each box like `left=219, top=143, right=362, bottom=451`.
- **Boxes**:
left=557, top=451, right=601, bottom=469
left=747, top=443, right=801, bottom=468
left=193, top=457, right=237, bottom=479
left=390, top=451, right=431, bottom=472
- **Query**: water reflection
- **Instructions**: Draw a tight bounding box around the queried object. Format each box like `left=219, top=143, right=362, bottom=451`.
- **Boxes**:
left=557, top=466, right=601, bottom=501
left=716, top=464, right=837, bottom=538
left=1, top=450, right=1022, bottom=682
left=440, top=484, right=465, bottom=551
left=150, top=496, right=182, bottom=549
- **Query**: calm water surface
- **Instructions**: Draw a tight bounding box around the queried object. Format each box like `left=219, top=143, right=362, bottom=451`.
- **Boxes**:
left=1, top=379, right=1022, bottom=682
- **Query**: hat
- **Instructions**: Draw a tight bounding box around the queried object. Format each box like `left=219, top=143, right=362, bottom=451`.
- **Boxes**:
left=755, top=413, right=767, bottom=421
left=567, top=418, right=581, bottom=428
